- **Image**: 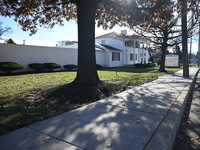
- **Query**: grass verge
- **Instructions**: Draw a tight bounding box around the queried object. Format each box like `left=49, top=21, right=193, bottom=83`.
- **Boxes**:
left=0, top=67, right=181, bottom=135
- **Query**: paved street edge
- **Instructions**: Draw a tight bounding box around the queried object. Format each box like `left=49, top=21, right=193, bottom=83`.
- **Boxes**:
left=144, top=68, right=200, bottom=150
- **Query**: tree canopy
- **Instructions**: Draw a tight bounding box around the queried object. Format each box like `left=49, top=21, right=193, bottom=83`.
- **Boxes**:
left=1, top=0, right=199, bottom=81
left=0, top=21, right=11, bottom=38
left=6, top=38, right=16, bottom=44
left=126, top=0, right=200, bottom=72
left=0, top=0, right=133, bottom=35
left=0, top=0, right=137, bottom=84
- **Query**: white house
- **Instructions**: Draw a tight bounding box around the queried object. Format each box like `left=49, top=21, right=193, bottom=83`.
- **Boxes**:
left=57, top=31, right=150, bottom=67
left=95, top=31, right=150, bottom=67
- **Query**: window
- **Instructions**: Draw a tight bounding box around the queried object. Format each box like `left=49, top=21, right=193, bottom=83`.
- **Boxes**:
left=125, top=41, right=129, bottom=47
left=125, top=41, right=134, bottom=47
left=136, top=41, right=140, bottom=48
left=135, top=54, right=138, bottom=60
left=130, top=53, right=134, bottom=61
left=112, top=52, right=120, bottom=61
left=102, top=40, right=105, bottom=44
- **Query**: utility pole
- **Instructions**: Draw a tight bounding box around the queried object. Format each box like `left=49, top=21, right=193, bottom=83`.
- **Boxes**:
left=189, top=37, right=192, bottom=61
left=198, top=22, right=200, bottom=67
left=181, top=0, right=189, bottom=77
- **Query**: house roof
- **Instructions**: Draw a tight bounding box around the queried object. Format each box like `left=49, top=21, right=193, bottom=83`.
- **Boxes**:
left=100, top=44, right=122, bottom=51
left=95, top=32, right=119, bottom=39
left=95, top=43, right=122, bottom=51
left=95, top=31, right=142, bottom=40
left=95, top=43, right=107, bottom=51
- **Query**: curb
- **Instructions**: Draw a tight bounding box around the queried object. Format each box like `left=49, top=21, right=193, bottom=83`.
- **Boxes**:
left=144, top=69, right=200, bottom=150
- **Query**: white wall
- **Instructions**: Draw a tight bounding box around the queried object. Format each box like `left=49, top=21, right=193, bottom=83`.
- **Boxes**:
left=96, top=50, right=107, bottom=67
left=122, top=48, right=150, bottom=65
left=124, top=47, right=134, bottom=65
left=96, top=38, right=150, bottom=66
left=95, top=38, right=124, bottom=50
left=0, top=44, right=110, bottom=73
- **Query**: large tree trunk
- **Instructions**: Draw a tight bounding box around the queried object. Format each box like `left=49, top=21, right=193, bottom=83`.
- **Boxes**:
left=159, top=31, right=168, bottom=72
left=74, top=0, right=100, bottom=84
left=181, top=0, right=189, bottom=77
left=158, top=43, right=168, bottom=72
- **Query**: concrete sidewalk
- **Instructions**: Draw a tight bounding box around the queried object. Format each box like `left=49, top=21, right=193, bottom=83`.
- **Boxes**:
left=0, top=67, right=199, bottom=150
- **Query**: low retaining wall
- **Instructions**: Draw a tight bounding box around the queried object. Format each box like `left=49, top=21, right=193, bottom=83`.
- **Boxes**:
left=0, top=44, right=106, bottom=74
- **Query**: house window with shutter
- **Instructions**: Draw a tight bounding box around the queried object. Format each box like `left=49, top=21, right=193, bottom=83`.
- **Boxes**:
left=130, top=53, right=134, bottom=61
left=112, top=52, right=120, bottom=61
left=135, top=54, right=138, bottom=60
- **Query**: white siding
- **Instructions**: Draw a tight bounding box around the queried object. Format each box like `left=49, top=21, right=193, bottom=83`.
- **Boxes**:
left=96, top=50, right=107, bottom=67
left=96, top=37, right=150, bottom=66
left=0, top=44, right=110, bottom=73
left=0, top=44, right=76, bottom=72
left=95, top=38, right=124, bottom=50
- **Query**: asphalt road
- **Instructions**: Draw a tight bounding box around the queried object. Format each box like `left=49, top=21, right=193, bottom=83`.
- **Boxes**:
left=173, top=73, right=200, bottom=150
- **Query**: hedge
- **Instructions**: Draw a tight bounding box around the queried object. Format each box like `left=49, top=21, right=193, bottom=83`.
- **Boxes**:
left=64, top=64, right=77, bottom=71
left=28, top=63, right=46, bottom=72
left=43, top=63, right=61, bottom=71
left=0, top=62, right=23, bottom=75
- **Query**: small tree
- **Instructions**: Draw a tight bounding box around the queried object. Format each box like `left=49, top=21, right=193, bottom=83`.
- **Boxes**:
left=0, top=22, right=12, bottom=42
left=6, top=38, right=16, bottom=44
left=0, top=22, right=11, bottom=37
left=173, top=44, right=182, bottom=60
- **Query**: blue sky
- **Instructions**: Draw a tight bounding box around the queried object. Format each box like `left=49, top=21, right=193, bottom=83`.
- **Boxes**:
left=0, top=16, right=124, bottom=46
left=0, top=16, right=199, bottom=54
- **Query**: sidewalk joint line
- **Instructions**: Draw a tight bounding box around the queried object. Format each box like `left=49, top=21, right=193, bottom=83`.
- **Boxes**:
left=26, top=126, right=87, bottom=150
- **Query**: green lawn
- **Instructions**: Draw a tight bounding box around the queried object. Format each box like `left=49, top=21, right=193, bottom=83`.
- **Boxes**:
left=99, top=67, right=181, bottom=85
left=0, top=66, right=181, bottom=135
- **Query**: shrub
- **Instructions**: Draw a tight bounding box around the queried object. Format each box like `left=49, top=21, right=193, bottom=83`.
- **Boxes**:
left=43, top=63, right=61, bottom=71
left=96, top=64, right=102, bottom=70
left=146, top=62, right=156, bottom=68
left=0, top=62, right=23, bottom=75
left=149, top=56, right=154, bottom=63
left=64, top=64, right=77, bottom=71
left=134, top=63, right=156, bottom=68
left=7, top=38, right=16, bottom=44
left=28, top=63, right=45, bottom=72
left=134, top=63, right=146, bottom=68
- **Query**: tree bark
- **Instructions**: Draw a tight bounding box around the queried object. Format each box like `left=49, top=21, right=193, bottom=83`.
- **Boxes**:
left=74, top=0, right=100, bottom=84
left=159, top=31, right=168, bottom=72
left=159, top=44, right=167, bottom=72
left=181, top=0, right=189, bottom=77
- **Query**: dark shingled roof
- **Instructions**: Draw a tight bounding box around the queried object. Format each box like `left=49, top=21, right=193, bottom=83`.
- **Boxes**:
left=100, top=44, right=122, bottom=51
